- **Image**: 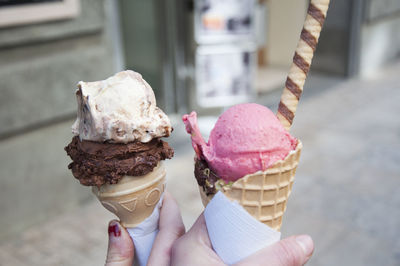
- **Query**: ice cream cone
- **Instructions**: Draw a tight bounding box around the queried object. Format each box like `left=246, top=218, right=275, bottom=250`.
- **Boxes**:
left=199, top=141, right=302, bottom=231
left=92, top=163, right=166, bottom=228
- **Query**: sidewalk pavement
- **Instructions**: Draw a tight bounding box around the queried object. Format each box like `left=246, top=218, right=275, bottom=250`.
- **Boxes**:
left=0, top=60, right=399, bottom=265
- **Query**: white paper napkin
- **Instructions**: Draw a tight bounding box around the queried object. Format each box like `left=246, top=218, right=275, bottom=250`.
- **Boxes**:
left=127, top=194, right=163, bottom=266
left=204, top=192, right=281, bottom=265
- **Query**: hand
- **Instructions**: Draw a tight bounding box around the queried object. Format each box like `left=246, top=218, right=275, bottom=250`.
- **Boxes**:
left=105, top=191, right=185, bottom=266
left=171, top=214, right=314, bottom=266
left=105, top=192, right=314, bottom=266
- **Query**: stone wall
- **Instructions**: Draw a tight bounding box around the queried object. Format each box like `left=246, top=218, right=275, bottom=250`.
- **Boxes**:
left=0, top=0, right=115, bottom=240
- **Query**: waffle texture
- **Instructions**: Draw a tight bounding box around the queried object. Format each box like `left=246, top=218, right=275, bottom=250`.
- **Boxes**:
left=200, top=142, right=302, bottom=231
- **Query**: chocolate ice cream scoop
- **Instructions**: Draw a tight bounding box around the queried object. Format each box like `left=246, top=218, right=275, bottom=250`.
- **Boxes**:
left=194, top=158, right=219, bottom=196
left=65, top=136, right=173, bottom=187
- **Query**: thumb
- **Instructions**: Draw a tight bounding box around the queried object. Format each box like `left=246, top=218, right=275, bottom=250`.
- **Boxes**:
left=147, top=192, right=185, bottom=266
left=105, top=220, right=134, bottom=266
left=234, top=235, right=314, bottom=266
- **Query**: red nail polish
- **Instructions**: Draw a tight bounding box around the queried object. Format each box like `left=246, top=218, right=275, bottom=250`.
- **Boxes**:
left=108, top=222, right=121, bottom=237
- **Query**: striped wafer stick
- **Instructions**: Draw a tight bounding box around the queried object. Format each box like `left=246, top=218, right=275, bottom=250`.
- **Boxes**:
left=277, top=0, right=330, bottom=131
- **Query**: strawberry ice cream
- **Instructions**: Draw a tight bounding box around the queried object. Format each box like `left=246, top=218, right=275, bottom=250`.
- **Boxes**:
left=182, top=103, right=297, bottom=182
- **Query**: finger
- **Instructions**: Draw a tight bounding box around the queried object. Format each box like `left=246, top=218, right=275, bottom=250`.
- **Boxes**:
left=234, top=235, right=314, bottom=266
left=171, top=213, right=224, bottom=266
left=147, top=191, right=185, bottom=266
left=105, top=220, right=134, bottom=266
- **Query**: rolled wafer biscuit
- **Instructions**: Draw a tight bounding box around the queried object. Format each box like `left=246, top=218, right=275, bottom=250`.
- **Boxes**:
left=277, top=0, right=330, bottom=130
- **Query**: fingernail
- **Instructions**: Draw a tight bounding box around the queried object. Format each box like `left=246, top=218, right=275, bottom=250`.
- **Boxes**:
left=296, top=235, right=313, bottom=257
left=108, top=221, right=121, bottom=238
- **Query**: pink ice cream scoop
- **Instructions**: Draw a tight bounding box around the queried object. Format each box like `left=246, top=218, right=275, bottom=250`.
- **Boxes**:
left=182, top=103, right=297, bottom=182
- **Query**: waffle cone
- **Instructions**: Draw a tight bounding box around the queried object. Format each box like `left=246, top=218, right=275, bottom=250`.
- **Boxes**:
left=199, top=141, right=302, bottom=231
left=92, top=163, right=166, bottom=228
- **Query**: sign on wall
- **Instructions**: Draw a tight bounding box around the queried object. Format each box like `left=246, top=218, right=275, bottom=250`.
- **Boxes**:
left=195, top=44, right=256, bottom=107
left=195, top=0, right=256, bottom=43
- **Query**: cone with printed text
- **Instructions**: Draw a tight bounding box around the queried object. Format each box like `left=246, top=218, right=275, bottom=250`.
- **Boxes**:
left=92, top=163, right=166, bottom=228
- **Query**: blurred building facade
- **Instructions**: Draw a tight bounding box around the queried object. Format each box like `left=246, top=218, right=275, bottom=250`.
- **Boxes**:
left=0, top=0, right=399, bottom=241
left=0, top=0, right=117, bottom=240
left=117, top=0, right=400, bottom=113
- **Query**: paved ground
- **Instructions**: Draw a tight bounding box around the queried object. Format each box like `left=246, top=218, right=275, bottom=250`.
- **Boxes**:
left=0, top=61, right=399, bottom=265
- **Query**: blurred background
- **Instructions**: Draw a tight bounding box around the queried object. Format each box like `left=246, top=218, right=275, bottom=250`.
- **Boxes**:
left=0, top=0, right=399, bottom=265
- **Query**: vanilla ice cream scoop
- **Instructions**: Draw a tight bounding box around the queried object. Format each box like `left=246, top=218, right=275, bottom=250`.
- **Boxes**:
left=72, top=70, right=172, bottom=143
